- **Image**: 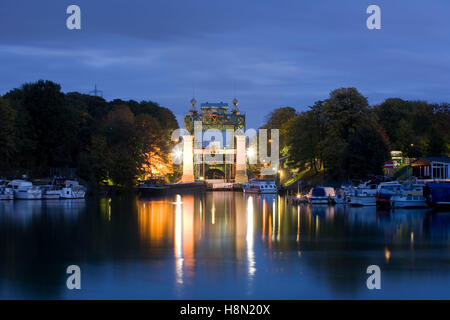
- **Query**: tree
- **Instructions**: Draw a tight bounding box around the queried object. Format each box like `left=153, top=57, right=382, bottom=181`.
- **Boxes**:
left=4, top=80, right=81, bottom=171
left=1, top=80, right=179, bottom=188
left=262, top=106, right=297, bottom=153
left=342, top=126, right=389, bottom=179
left=322, top=88, right=370, bottom=141
left=92, top=106, right=138, bottom=187
left=0, top=98, right=17, bottom=170
left=284, top=88, right=392, bottom=181
left=285, top=102, right=324, bottom=173
left=321, top=88, right=370, bottom=179
left=135, top=113, right=174, bottom=180
left=374, top=99, right=448, bottom=157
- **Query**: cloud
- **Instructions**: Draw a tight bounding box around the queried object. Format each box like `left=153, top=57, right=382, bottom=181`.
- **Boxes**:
left=0, top=44, right=164, bottom=68
left=1, top=0, right=450, bottom=129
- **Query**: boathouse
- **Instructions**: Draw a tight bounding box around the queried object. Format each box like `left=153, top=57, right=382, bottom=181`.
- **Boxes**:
left=411, top=157, right=450, bottom=180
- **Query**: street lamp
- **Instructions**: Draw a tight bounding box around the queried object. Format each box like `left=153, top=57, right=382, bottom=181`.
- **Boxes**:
left=246, top=147, right=256, bottom=158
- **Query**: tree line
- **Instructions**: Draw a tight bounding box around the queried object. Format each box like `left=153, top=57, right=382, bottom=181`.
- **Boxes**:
left=0, top=80, right=179, bottom=188
left=262, top=88, right=449, bottom=182
left=1, top=82, right=448, bottom=187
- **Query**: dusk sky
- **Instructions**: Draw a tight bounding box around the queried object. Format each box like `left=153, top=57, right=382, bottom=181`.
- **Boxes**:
left=1, top=0, right=449, bottom=129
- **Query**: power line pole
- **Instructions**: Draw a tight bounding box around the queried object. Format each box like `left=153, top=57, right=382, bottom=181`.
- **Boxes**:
left=89, top=84, right=103, bottom=97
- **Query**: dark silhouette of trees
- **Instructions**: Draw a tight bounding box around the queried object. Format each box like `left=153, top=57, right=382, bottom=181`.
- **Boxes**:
left=0, top=80, right=178, bottom=188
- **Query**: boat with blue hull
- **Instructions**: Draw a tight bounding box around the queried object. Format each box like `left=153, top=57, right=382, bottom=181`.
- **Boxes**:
left=423, top=182, right=450, bottom=208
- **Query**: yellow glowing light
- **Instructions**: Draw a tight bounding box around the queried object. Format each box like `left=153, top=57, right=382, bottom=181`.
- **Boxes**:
left=172, top=194, right=183, bottom=205
left=385, top=247, right=391, bottom=262
left=247, top=196, right=255, bottom=277
left=246, top=148, right=256, bottom=158
left=296, top=193, right=301, bottom=198
left=174, top=149, right=183, bottom=158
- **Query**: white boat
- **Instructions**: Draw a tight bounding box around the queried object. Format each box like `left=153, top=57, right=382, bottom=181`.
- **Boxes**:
left=390, top=194, right=427, bottom=208
left=243, top=179, right=278, bottom=194
left=349, top=182, right=378, bottom=206
left=333, top=185, right=353, bottom=204
left=376, top=181, right=403, bottom=206
left=60, top=187, right=77, bottom=199
left=333, top=191, right=349, bottom=204
left=41, top=185, right=61, bottom=199
left=307, top=187, right=335, bottom=204
left=349, top=194, right=376, bottom=206
left=390, top=185, right=426, bottom=208
left=64, top=180, right=86, bottom=198
left=210, top=182, right=234, bottom=190
left=10, top=180, right=42, bottom=199
left=0, top=180, right=14, bottom=200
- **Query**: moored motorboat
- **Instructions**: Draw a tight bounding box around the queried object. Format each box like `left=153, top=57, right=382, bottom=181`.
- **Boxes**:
left=349, top=194, right=376, bottom=206
left=41, top=185, right=62, bottom=199
left=10, top=180, right=42, bottom=199
left=390, top=185, right=426, bottom=208
left=376, top=181, right=402, bottom=207
left=349, top=182, right=377, bottom=206
left=0, top=180, right=14, bottom=200
left=166, top=181, right=207, bottom=193
left=243, top=179, right=278, bottom=194
left=137, top=178, right=169, bottom=197
left=333, top=189, right=349, bottom=204
left=333, top=184, right=353, bottom=204
left=390, top=194, right=427, bottom=208
left=63, top=180, right=86, bottom=199
left=423, top=182, right=450, bottom=208
left=59, top=187, right=74, bottom=199
left=307, top=187, right=335, bottom=204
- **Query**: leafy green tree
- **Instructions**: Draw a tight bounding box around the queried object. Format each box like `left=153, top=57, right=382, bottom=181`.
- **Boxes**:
left=374, top=98, right=412, bottom=148
left=321, top=88, right=371, bottom=179
left=93, top=106, right=138, bottom=187
left=284, top=88, right=391, bottom=181
left=374, top=99, right=448, bottom=157
left=342, top=126, right=389, bottom=179
left=4, top=80, right=81, bottom=171
left=1, top=80, right=179, bottom=188
left=262, top=106, right=297, bottom=153
left=322, top=88, right=370, bottom=141
left=285, top=102, right=324, bottom=173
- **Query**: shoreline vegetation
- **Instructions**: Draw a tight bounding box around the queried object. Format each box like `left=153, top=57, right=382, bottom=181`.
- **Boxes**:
left=0, top=80, right=179, bottom=192
left=1, top=81, right=449, bottom=192
left=259, top=88, right=449, bottom=187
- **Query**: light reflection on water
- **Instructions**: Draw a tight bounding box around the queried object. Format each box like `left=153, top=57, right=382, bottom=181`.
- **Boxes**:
left=0, top=193, right=449, bottom=299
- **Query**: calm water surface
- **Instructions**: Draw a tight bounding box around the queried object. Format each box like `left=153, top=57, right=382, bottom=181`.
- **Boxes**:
left=0, top=192, right=449, bottom=299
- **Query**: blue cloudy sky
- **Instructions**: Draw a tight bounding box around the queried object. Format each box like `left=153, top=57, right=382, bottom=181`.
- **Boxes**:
left=1, top=0, right=449, bottom=128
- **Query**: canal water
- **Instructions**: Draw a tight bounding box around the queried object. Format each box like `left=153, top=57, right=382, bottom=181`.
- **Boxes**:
left=0, top=192, right=449, bottom=299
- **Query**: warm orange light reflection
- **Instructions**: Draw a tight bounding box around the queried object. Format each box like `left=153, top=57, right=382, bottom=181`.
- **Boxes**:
left=247, top=196, right=255, bottom=277
left=182, top=195, right=195, bottom=278
left=138, top=200, right=173, bottom=245
left=385, top=247, right=391, bottom=262
left=262, top=200, right=266, bottom=240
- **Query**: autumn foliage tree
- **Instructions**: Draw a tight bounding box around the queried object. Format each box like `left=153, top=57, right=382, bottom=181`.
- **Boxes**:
left=1, top=80, right=178, bottom=188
